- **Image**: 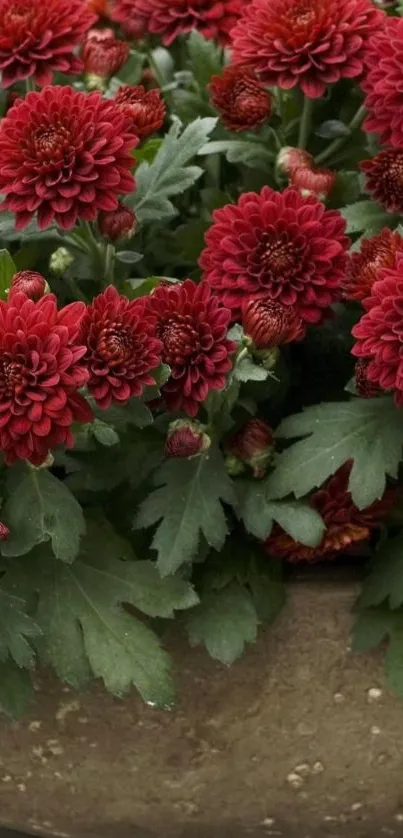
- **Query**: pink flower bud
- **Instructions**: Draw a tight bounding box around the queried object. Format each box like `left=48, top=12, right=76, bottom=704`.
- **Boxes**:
left=277, top=146, right=313, bottom=176
left=165, top=420, right=210, bottom=458
left=10, top=271, right=49, bottom=301
left=98, top=203, right=137, bottom=241
left=83, top=28, right=130, bottom=83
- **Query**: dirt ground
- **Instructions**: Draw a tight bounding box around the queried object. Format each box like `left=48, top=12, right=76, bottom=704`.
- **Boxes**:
left=1, top=575, right=403, bottom=838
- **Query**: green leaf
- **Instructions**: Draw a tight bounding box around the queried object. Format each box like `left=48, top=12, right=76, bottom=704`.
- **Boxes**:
left=358, top=532, right=403, bottom=610
left=234, top=357, right=271, bottom=383
left=134, top=138, right=163, bottom=167
left=340, top=201, right=395, bottom=234
left=20, top=518, right=195, bottom=704
left=92, top=420, right=120, bottom=447
left=315, top=120, right=350, bottom=139
left=0, top=587, right=40, bottom=668
left=132, top=117, right=217, bottom=222
left=0, top=249, right=16, bottom=299
left=266, top=398, right=403, bottom=509
left=1, top=468, right=85, bottom=563
left=115, top=250, right=143, bottom=265
left=187, top=31, right=223, bottom=90
left=235, top=479, right=325, bottom=543
left=248, top=563, right=286, bottom=624
left=198, top=139, right=273, bottom=171
left=94, top=397, right=153, bottom=430
left=0, top=661, right=33, bottom=718
left=186, top=583, right=258, bottom=665
left=135, top=446, right=235, bottom=575
left=352, top=608, right=403, bottom=696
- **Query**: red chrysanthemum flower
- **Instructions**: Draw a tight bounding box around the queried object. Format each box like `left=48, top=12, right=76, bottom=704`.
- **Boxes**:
left=355, top=358, right=382, bottom=399
left=343, top=229, right=403, bottom=302
left=225, top=417, right=274, bottom=478
left=0, top=0, right=96, bottom=88
left=242, top=298, right=305, bottom=348
left=209, top=66, right=272, bottom=133
left=230, top=0, right=384, bottom=99
left=111, top=0, right=242, bottom=45
left=146, top=279, right=235, bottom=417
left=0, top=86, right=138, bottom=232
left=351, top=254, right=403, bottom=407
left=362, top=17, right=403, bottom=148
left=360, top=150, right=403, bottom=215
left=165, top=419, right=211, bottom=458
left=80, top=285, right=162, bottom=410
left=265, top=463, right=393, bottom=563
left=82, top=28, right=130, bottom=81
left=98, top=202, right=137, bottom=241
left=114, top=85, right=166, bottom=141
left=9, top=271, right=49, bottom=302
left=199, top=186, right=349, bottom=324
left=0, top=292, right=92, bottom=466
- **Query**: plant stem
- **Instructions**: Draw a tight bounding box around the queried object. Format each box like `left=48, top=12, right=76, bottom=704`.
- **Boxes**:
left=314, top=104, right=367, bottom=165
left=25, top=77, right=36, bottom=94
left=66, top=275, right=89, bottom=303
left=298, top=96, right=314, bottom=149
left=103, top=243, right=115, bottom=284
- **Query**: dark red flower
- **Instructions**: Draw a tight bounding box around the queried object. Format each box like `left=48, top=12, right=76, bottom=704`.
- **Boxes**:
left=82, top=27, right=130, bottom=81
left=355, top=358, right=382, bottom=399
left=98, top=203, right=136, bottom=241
left=290, top=164, right=335, bottom=200
left=10, top=271, right=48, bottom=302
left=0, top=86, right=138, bottom=232
left=146, top=279, right=235, bottom=417
left=209, top=66, right=272, bottom=133
left=114, top=85, right=166, bottom=141
left=351, top=254, right=403, bottom=406
left=165, top=420, right=210, bottom=458
left=0, top=0, right=96, bottom=88
left=0, top=293, right=92, bottom=466
left=362, top=17, right=403, bottom=147
left=361, top=150, right=403, bottom=214
left=199, top=186, right=349, bottom=324
left=343, top=229, right=403, bottom=302
left=242, top=298, right=305, bottom=348
left=225, top=418, right=274, bottom=478
left=111, top=0, right=242, bottom=45
left=230, top=0, right=384, bottom=99
left=0, top=522, right=10, bottom=541
left=265, top=463, right=393, bottom=563
left=80, top=285, right=162, bottom=410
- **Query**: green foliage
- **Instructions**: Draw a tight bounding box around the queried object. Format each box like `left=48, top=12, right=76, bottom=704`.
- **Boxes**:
left=135, top=446, right=235, bottom=575
left=0, top=588, right=40, bottom=668
left=352, top=608, right=403, bottom=696
left=2, top=467, right=85, bottom=562
left=265, top=398, right=403, bottom=509
left=0, top=661, right=34, bottom=718
left=0, top=249, right=16, bottom=299
left=198, top=139, right=274, bottom=171
left=340, top=201, right=397, bottom=234
left=132, top=117, right=217, bottom=222
left=235, top=479, right=325, bottom=543
left=187, top=31, right=223, bottom=90
left=186, top=583, right=258, bottom=665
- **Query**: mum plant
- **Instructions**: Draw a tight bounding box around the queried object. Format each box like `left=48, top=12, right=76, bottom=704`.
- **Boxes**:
left=0, top=0, right=402, bottom=716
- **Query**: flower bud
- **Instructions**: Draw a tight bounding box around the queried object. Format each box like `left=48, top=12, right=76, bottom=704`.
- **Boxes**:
left=291, top=164, right=335, bottom=200
left=49, top=247, right=74, bottom=276
left=243, top=298, right=305, bottom=349
left=98, top=203, right=137, bottom=241
left=83, top=28, right=130, bottom=91
left=209, top=65, right=272, bottom=133
left=9, top=271, right=49, bottom=301
left=165, top=420, right=210, bottom=458
left=355, top=358, right=381, bottom=399
left=0, top=522, right=10, bottom=541
left=277, top=146, right=313, bottom=176
left=114, top=85, right=166, bottom=141
left=225, top=418, right=274, bottom=479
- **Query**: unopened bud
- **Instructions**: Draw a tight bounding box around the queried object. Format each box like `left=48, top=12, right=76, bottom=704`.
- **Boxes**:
left=49, top=247, right=74, bottom=276
left=291, top=164, right=335, bottom=200
left=165, top=420, right=210, bottom=458
left=225, top=418, right=274, bottom=479
left=83, top=29, right=129, bottom=88
left=9, top=271, right=49, bottom=301
left=277, top=146, right=313, bottom=176
left=98, top=203, right=137, bottom=242
left=243, top=298, right=305, bottom=349
left=224, top=455, right=246, bottom=477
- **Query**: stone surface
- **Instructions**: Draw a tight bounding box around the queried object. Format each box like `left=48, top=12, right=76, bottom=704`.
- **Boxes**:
left=0, top=577, right=403, bottom=838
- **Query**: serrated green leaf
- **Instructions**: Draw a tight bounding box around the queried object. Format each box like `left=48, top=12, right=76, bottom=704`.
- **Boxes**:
left=15, top=518, right=193, bottom=704
left=132, top=117, right=217, bottom=222
left=248, top=564, right=286, bottom=624
left=234, top=357, right=270, bottom=383
left=0, top=660, right=33, bottom=718
left=92, top=420, right=120, bottom=447
left=134, top=138, right=163, bottom=167
left=94, top=398, right=153, bottom=430
left=2, top=468, right=85, bottom=562
left=186, top=583, right=258, bottom=665
left=340, top=201, right=396, bottom=234
left=235, top=479, right=325, bottom=543
left=198, top=139, right=273, bottom=170
left=266, top=398, right=403, bottom=509
left=0, top=587, right=40, bottom=668
left=358, top=533, right=403, bottom=610
left=187, top=31, right=223, bottom=90
left=0, top=249, right=16, bottom=299
left=135, top=446, right=235, bottom=575
left=352, top=607, right=403, bottom=696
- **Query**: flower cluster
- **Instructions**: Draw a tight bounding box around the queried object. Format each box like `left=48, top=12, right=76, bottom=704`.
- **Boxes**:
left=111, top=0, right=243, bottom=45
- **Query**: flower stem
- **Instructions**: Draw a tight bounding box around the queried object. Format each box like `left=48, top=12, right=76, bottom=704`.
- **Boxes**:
left=298, top=96, right=314, bottom=149
left=25, top=77, right=36, bottom=94
left=314, top=104, right=367, bottom=165
left=103, top=243, right=115, bottom=284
